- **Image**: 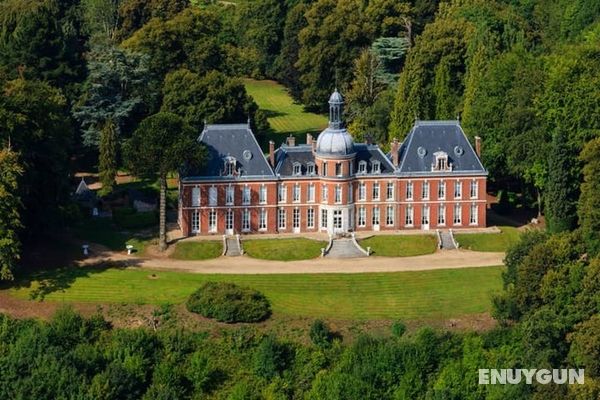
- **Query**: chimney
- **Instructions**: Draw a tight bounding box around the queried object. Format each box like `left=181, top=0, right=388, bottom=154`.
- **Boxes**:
left=474, top=136, right=481, bottom=158
left=306, top=133, right=313, bottom=146
left=365, top=134, right=373, bottom=145
left=269, top=140, right=275, bottom=167
left=391, top=137, right=400, bottom=167
left=286, top=135, right=295, bottom=147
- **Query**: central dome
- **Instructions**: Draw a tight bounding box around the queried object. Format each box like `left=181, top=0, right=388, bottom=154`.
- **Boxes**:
left=315, top=89, right=355, bottom=157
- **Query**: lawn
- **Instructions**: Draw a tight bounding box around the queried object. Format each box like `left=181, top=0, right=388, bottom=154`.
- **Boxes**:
left=359, top=235, right=438, bottom=257
left=72, top=218, right=153, bottom=255
left=7, top=266, right=504, bottom=320
left=171, top=241, right=223, bottom=260
left=243, top=79, right=327, bottom=144
left=243, top=238, right=326, bottom=261
left=454, top=226, right=521, bottom=252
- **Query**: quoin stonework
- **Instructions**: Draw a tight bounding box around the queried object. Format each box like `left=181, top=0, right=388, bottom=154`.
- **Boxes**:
left=178, top=90, right=487, bottom=236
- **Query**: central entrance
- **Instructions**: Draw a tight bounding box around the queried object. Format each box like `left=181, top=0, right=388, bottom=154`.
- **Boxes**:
left=321, top=205, right=354, bottom=235
left=333, top=210, right=343, bottom=233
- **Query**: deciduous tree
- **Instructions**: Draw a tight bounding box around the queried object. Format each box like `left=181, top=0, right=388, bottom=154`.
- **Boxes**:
left=0, top=147, right=23, bottom=280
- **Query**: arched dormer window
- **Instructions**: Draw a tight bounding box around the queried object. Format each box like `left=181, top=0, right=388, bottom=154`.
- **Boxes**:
left=293, top=162, right=302, bottom=176
left=358, top=160, right=367, bottom=174
left=432, top=151, right=452, bottom=172
left=372, top=160, right=381, bottom=174
left=224, top=156, right=237, bottom=176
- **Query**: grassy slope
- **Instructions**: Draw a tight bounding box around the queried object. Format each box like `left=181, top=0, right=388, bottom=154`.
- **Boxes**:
left=454, top=226, right=520, bottom=252
left=171, top=241, right=223, bottom=260
left=8, top=266, right=503, bottom=320
left=360, top=235, right=438, bottom=257
left=244, top=79, right=327, bottom=143
left=243, top=238, right=326, bottom=261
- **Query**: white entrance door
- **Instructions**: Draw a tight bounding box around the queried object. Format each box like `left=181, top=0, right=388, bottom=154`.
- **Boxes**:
left=422, top=205, right=430, bottom=231
left=333, top=209, right=343, bottom=234
left=225, top=209, right=234, bottom=235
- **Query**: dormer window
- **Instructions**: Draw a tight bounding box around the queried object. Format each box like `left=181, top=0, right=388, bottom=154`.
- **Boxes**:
left=293, top=162, right=302, bottom=176
left=224, top=156, right=237, bottom=176
left=372, top=161, right=381, bottom=174
left=432, top=151, right=452, bottom=172
left=358, top=161, right=367, bottom=174
left=307, top=162, right=315, bottom=175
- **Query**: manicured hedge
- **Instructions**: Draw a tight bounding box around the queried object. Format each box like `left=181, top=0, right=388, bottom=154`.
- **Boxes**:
left=186, top=282, right=271, bottom=323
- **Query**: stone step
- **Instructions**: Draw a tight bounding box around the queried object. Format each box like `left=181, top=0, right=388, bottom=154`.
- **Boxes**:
left=325, top=238, right=367, bottom=258
left=439, top=230, right=456, bottom=250
left=225, top=237, right=241, bottom=256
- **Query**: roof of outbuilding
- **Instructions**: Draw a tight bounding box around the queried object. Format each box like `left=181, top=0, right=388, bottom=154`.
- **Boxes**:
left=185, top=124, right=274, bottom=179
left=397, top=121, right=486, bottom=176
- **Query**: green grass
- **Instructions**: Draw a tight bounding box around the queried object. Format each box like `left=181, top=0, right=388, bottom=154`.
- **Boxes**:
left=244, top=79, right=327, bottom=143
left=72, top=218, right=153, bottom=255
left=243, top=238, right=326, bottom=261
left=171, top=241, right=223, bottom=260
left=454, top=226, right=520, bottom=252
left=359, top=235, right=439, bottom=257
left=7, top=266, right=504, bottom=320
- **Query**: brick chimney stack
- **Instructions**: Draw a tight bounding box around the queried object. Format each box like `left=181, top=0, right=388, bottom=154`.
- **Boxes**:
left=365, top=134, right=373, bottom=145
left=391, top=138, right=400, bottom=167
left=269, top=140, right=275, bottom=167
left=475, top=136, right=482, bottom=158
left=286, top=135, right=295, bottom=147
left=306, top=133, right=313, bottom=146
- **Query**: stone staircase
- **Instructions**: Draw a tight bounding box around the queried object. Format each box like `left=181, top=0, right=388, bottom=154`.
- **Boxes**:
left=325, top=238, right=367, bottom=258
left=439, top=230, right=457, bottom=250
left=224, top=237, right=242, bottom=256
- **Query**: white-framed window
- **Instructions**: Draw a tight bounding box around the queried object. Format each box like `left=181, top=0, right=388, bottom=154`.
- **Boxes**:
left=438, top=181, right=445, bottom=200
left=259, top=208, right=267, bottom=230
left=242, top=186, right=251, bottom=205
left=224, top=157, right=236, bottom=176
left=191, top=210, right=200, bottom=233
left=422, top=205, right=430, bottom=225
left=372, top=161, right=381, bottom=174
left=242, top=208, right=250, bottom=231
left=226, top=209, right=234, bottom=231
left=226, top=185, right=234, bottom=205
left=358, top=161, right=367, bottom=174
left=308, top=183, right=315, bottom=202
left=387, top=182, right=394, bottom=200
left=322, top=184, right=328, bottom=202
left=333, top=210, right=342, bottom=229
left=386, top=205, right=395, bottom=226
left=278, top=184, right=286, bottom=203
left=209, top=186, right=217, bottom=206
left=358, top=182, right=366, bottom=201
left=293, top=162, right=302, bottom=176
left=454, top=181, right=462, bottom=199
left=372, top=206, right=380, bottom=226
left=470, top=180, right=478, bottom=199
left=433, top=151, right=450, bottom=172
left=454, top=204, right=462, bottom=225
left=335, top=162, right=342, bottom=176
left=307, top=162, right=315, bottom=175
left=349, top=162, right=354, bottom=176
left=259, top=185, right=267, bottom=204
left=293, top=183, right=301, bottom=203
left=422, top=181, right=430, bottom=200
left=406, top=181, right=413, bottom=200
left=307, top=208, right=315, bottom=228
left=358, top=207, right=366, bottom=227
left=209, top=209, right=217, bottom=232
left=192, top=187, right=200, bottom=207
left=278, top=208, right=286, bottom=229
left=405, top=205, right=414, bottom=226
left=372, top=182, right=380, bottom=200
left=438, top=204, right=446, bottom=226
left=348, top=183, right=353, bottom=203
left=293, top=208, right=300, bottom=229
left=335, top=185, right=342, bottom=203
left=470, top=203, right=478, bottom=225
left=321, top=209, right=328, bottom=228
left=322, top=162, right=328, bottom=176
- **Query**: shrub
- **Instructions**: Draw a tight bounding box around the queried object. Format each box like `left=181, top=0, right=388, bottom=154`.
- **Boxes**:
left=309, top=319, right=333, bottom=347
left=186, top=282, right=271, bottom=323
left=113, top=207, right=158, bottom=229
left=391, top=321, right=406, bottom=338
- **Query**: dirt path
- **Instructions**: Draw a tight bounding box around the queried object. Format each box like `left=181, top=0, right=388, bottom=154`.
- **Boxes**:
left=79, top=245, right=504, bottom=275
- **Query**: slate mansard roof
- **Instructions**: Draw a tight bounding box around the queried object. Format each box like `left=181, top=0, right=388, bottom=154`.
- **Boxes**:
left=396, top=120, right=486, bottom=177
left=184, top=124, right=274, bottom=180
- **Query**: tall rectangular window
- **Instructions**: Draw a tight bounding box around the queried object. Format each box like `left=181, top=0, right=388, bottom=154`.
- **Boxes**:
left=259, top=208, right=267, bottom=230
left=293, top=208, right=300, bottom=228
left=372, top=182, right=380, bottom=200
left=454, top=204, right=462, bottom=225
left=242, top=186, right=251, bottom=205
left=191, top=210, right=200, bottom=233
left=322, top=162, right=328, bottom=176
left=335, top=185, right=342, bottom=203
left=470, top=180, right=478, bottom=198
left=406, top=205, right=414, bottom=226
left=278, top=208, right=286, bottom=229
left=242, top=209, right=250, bottom=231
left=422, top=181, right=430, bottom=200
left=192, top=187, right=200, bottom=207
left=308, top=183, right=315, bottom=202
left=278, top=184, right=286, bottom=203
left=226, top=185, right=234, bottom=205
left=422, top=205, right=430, bottom=225
left=358, top=207, right=366, bottom=227
left=293, top=184, right=300, bottom=203
left=454, top=181, right=462, bottom=199
left=335, top=162, right=342, bottom=176
left=359, top=182, right=366, bottom=201
left=209, top=186, right=217, bottom=206
left=387, top=182, right=394, bottom=200
left=321, top=209, right=328, bottom=228
left=348, top=183, right=353, bottom=203
left=438, top=204, right=445, bottom=226
left=438, top=181, right=445, bottom=199
left=406, top=181, right=413, bottom=200
left=322, top=185, right=328, bottom=202
left=470, top=204, right=478, bottom=225
left=372, top=207, right=380, bottom=226
left=307, top=208, right=315, bottom=228
left=386, top=205, right=395, bottom=226
left=259, top=185, right=267, bottom=204
left=226, top=210, right=233, bottom=230
left=209, top=209, right=217, bottom=232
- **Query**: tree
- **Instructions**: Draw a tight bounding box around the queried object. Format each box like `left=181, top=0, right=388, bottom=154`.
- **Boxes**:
left=0, top=147, right=23, bottom=280
left=310, top=320, right=334, bottom=348
left=82, top=0, right=120, bottom=45
left=578, top=138, right=600, bottom=256
left=124, top=113, right=205, bottom=251
left=98, top=120, right=118, bottom=196
left=117, top=0, right=190, bottom=40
